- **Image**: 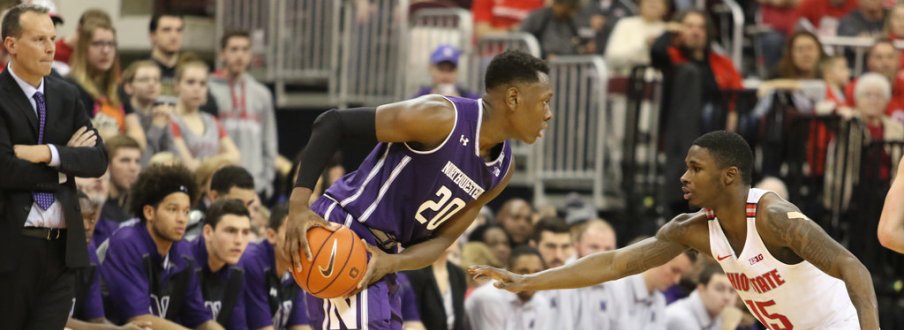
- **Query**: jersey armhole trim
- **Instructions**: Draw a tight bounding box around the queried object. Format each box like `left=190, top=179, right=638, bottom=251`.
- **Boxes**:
left=403, top=96, right=459, bottom=155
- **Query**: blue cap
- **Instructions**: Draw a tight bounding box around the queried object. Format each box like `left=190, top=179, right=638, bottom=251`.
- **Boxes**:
left=430, top=44, right=461, bottom=66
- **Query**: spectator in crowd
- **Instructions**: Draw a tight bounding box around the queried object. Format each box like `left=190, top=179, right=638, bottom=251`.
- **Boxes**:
left=170, top=61, right=240, bottom=171
left=853, top=72, right=904, bottom=151
left=468, top=224, right=512, bottom=269
left=846, top=40, right=904, bottom=122
left=604, top=0, right=669, bottom=73
left=414, top=44, right=479, bottom=99
left=68, top=191, right=151, bottom=330
left=101, top=135, right=142, bottom=223
left=606, top=249, right=696, bottom=329
left=837, top=0, right=888, bottom=38
left=520, top=0, right=590, bottom=58
left=569, top=219, right=619, bottom=329
left=793, top=0, right=858, bottom=37
left=466, top=247, right=553, bottom=330
left=122, top=60, right=175, bottom=166
left=878, top=155, right=904, bottom=253
left=53, top=8, right=110, bottom=70
left=651, top=10, right=742, bottom=215
left=823, top=55, right=853, bottom=107
left=886, top=4, right=904, bottom=69
left=471, top=0, right=545, bottom=38
left=185, top=165, right=258, bottom=241
left=76, top=173, right=119, bottom=246
left=193, top=156, right=238, bottom=211
left=209, top=30, right=279, bottom=199
left=496, top=198, right=534, bottom=246
left=771, top=30, right=826, bottom=81
left=99, top=165, right=220, bottom=329
left=242, top=204, right=311, bottom=330
left=147, top=13, right=184, bottom=98
left=529, top=217, right=574, bottom=269
left=578, top=0, right=636, bottom=56
left=666, top=263, right=737, bottom=330
left=190, top=199, right=253, bottom=329
left=67, top=21, right=132, bottom=141
left=756, top=0, right=802, bottom=70
left=404, top=244, right=468, bottom=330
left=528, top=217, right=577, bottom=329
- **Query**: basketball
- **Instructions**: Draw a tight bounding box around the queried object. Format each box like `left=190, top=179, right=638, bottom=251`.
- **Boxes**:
left=292, top=225, right=368, bottom=299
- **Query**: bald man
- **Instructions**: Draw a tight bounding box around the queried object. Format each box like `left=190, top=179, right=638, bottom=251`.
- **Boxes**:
left=496, top=198, right=534, bottom=246
left=569, top=219, right=620, bottom=329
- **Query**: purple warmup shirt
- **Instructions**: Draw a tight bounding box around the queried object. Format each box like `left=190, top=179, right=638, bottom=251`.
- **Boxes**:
left=189, top=236, right=248, bottom=329
left=321, top=96, right=512, bottom=247
left=99, top=222, right=211, bottom=327
left=242, top=241, right=309, bottom=329
left=72, top=241, right=104, bottom=321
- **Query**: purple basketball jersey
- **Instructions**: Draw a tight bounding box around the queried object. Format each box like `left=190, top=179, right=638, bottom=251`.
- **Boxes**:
left=320, top=96, right=512, bottom=246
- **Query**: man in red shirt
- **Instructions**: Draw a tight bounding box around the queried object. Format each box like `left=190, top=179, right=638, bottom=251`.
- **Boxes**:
left=472, top=0, right=545, bottom=38
left=793, top=0, right=859, bottom=36
left=845, top=40, right=904, bottom=123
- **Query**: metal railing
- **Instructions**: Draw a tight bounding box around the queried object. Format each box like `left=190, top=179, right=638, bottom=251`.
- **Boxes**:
left=406, top=8, right=473, bottom=97
left=340, top=0, right=410, bottom=106
left=713, top=0, right=745, bottom=70
left=819, top=36, right=904, bottom=76
left=533, top=56, right=610, bottom=209
left=215, top=0, right=277, bottom=80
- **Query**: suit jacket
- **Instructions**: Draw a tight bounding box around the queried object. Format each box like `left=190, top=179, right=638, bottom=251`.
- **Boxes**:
left=0, top=68, right=108, bottom=271
left=404, top=262, right=469, bottom=330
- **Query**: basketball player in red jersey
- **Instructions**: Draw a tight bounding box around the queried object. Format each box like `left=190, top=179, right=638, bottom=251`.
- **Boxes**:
left=471, top=131, right=879, bottom=329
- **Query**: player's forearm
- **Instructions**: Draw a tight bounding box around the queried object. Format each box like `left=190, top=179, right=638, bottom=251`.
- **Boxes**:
left=878, top=174, right=904, bottom=253
left=524, top=237, right=684, bottom=291
left=289, top=187, right=314, bottom=213
left=195, top=320, right=225, bottom=330
left=522, top=250, right=620, bottom=290
left=839, top=257, right=880, bottom=329
left=65, top=318, right=117, bottom=330
left=393, top=235, right=456, bottom=271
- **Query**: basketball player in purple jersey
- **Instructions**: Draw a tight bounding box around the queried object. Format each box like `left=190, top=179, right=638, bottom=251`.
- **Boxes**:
left=285, top=50, right=552, bottom=329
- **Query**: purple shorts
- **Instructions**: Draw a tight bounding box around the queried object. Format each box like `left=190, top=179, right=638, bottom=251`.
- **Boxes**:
left=306, top=197, right=403, bottom=330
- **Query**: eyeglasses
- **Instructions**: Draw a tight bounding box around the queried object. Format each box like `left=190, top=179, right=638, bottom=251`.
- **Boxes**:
left=90, top=40, right=117, bottom=49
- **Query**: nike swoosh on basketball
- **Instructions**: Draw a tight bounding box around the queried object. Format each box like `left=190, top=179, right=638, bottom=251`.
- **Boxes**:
left=319, top=239, right=339, bottom=277
left=716, top=254, right=731, bottom=261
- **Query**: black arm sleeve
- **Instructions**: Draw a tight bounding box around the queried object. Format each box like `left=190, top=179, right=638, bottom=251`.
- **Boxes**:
left=294, top=107, right=377, bottom=189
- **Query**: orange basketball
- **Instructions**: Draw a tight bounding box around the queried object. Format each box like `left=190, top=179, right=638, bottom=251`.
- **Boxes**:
left=292, top=225, right=368, bottom=299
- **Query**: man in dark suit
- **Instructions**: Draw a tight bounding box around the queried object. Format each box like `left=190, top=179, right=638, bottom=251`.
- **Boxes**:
left=0, top=4, right=108, bottom=329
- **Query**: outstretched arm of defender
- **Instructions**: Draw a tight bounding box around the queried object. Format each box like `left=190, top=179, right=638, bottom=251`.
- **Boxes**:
left=878, top=155, right=904, bottom=253
left=763, top=202, right=880, bottom=330
left=469, top=215, right=697, bottom=292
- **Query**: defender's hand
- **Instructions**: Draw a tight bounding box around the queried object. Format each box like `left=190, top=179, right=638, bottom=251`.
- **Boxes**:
left=284, top=208, right=339, bottom=269
left=467, top=265, right=530, bottom=292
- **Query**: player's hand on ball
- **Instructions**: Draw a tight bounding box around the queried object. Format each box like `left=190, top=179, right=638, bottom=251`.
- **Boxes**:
left=285, top=207, right=340, bottom=268
left=349, top=239, right=398, bottom=296
left=467, top=265, right=528, bottom=292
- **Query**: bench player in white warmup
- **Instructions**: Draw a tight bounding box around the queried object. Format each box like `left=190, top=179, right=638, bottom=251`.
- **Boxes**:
left=471, top=131, right=879, bottom=329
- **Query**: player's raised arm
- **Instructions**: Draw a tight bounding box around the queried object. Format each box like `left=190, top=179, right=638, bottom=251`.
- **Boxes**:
left=761, top=197, right=879, bottom=330
left=878, top=155, right=904, bottom=253
left=469, top=212, right=704, bottom=292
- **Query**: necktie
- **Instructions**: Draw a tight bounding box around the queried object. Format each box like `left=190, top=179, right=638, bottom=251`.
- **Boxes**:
left=32, top=91, right=54, bottom=209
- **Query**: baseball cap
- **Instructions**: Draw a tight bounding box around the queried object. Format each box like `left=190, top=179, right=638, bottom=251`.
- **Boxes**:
left=430, top=44, right=461, bottom=67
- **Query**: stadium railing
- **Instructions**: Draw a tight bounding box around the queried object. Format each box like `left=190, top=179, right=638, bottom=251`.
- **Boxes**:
left=533, top=56, right=610, bottom=209
left=340, top=0, right=411, bottom=106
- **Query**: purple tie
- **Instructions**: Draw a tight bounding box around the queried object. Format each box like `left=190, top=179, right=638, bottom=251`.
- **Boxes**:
left=32, top=92, right=54, bottom=210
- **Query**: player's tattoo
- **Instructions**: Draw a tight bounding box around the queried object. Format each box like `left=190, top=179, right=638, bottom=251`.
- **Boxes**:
left=766, top=208, right=839, bottom=272
left=620, top=237, right=684, bottom=275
